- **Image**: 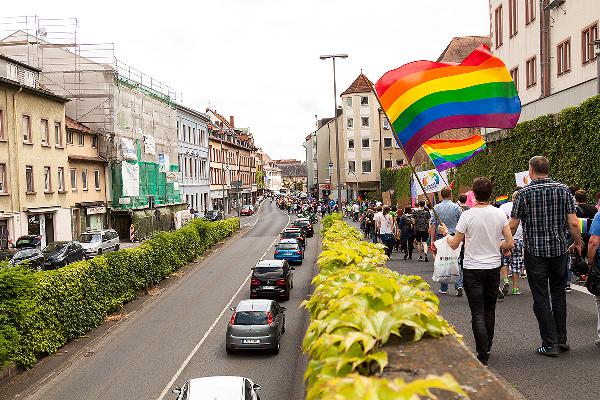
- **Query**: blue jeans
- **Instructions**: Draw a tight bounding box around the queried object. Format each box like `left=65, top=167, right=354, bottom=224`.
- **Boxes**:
left=439, top=234, right=464, bottom=291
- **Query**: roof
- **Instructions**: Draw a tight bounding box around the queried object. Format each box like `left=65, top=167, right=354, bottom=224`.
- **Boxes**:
left=187, top=376, right=245, bottom=399
left=277, top=163, right=307, bottom=178
left=437, top=36, right=491, bottom=63
left=256, top=259, right=285, bottom=267
left=0, top=76, right=69, bottom=103
left=68, top=155, right=106, bottom=163
left=236, top=299, right=273, bottom=311
left=278, top=238, right=299, bottom=245
left=340, top=72, right=374, bottom=96
left=65, top=116, right=96, bottom=134
left=175, top=103, right=210, bottom=122
left=0, top=53, right=42, bottom=72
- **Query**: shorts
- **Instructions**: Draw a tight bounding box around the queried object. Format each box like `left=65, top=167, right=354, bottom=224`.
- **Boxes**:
left=502, top=239, right=524, bottom=274
left=415, top=231, right=428, bottom=242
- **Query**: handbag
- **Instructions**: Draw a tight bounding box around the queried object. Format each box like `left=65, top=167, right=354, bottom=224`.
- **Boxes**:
left=432, top=237, right=461, bottom=284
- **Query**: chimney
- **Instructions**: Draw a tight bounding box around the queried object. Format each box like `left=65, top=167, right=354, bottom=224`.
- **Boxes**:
left=229, top=116, right=235, bottom=127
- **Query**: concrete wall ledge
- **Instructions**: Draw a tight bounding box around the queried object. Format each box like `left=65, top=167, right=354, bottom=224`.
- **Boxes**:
left=381, top=335, right=518, bottom=399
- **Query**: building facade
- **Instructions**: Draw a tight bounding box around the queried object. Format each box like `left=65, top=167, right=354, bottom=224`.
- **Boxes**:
left=275, top=160, right=308, bottom=193
left=176, top=105, right=210, bottom=215
left=0, top=54, right=71, bottom=248
left=488, top=0, right=599, bottom=138
left=303, top=133, right=318, bottom=197
left=262, top=153, right=283, bottom=193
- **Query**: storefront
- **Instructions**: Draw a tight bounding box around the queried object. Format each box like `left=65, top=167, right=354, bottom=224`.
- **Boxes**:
left=71, top=203, right=107, bottom=239
left=26, top=206, right=72, bottom=249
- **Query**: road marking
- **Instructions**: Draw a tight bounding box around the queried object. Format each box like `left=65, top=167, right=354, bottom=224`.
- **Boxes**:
left=156, top=204, right=291, bottom=400
left=569, top=282, right=593, bottom=296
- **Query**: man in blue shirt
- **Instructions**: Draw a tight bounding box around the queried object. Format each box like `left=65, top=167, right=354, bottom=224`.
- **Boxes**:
left=586, top=211, right=600, bottom=347
left=429, top=187, right=463, bottom=296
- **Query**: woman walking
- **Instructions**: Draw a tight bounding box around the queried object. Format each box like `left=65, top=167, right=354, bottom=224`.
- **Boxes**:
left=441, top=177, right=514, bottom=365
left=379, top=206, right=396, bottom=257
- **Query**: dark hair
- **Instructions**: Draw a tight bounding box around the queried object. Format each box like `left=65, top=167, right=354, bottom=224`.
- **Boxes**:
left=418, top=200, right=425, bottom=207
left=391, top=206, right=397, bottom=212
left=568, top=185, right=578, bottom=196
left=404, top=206, right=412, bottom=214
left=574, top=189, right=587, bottom=203
left=440, top=187, right=452, bottom=199
left=458, top=194, right=467, bottom=203
left=472, top=177, right=493, bottom=202
left=529, top=156, right=549, bottom=175
left=383, top=206, right=390, bottom=214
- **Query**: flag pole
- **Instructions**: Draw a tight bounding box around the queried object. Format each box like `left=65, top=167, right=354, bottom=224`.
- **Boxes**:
left=367, top=80, right=442, bottom=223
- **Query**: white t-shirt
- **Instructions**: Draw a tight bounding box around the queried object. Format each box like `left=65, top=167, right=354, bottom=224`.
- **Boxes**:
left=380, top=214, right=394, bottom=234
left=455, top=206, right=509, bottom=270
left=374, top=211, right=384, bottom=229
left=499, top=202, right=523, bottom=241
left=353, top=204, right=360, bottom=212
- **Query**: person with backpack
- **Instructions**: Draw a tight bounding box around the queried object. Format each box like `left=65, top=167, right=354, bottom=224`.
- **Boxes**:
left=585, top=211, right=600, bottom=347
left=398, top=206, right=416, bottom=260
left=412, top=200, right=431, bottom=262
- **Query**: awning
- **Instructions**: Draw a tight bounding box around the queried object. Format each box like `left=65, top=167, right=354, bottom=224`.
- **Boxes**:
left=26, top=206, right=62, bottom=214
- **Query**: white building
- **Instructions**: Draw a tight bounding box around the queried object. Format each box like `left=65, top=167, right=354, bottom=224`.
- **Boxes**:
left=488, top=0, right=599, bottom=137
left=176, top=105, right=210, bottom=214
left=262, top=154, right=283, bottom=193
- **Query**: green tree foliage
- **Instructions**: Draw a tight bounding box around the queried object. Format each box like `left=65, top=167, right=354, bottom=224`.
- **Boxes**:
left=0, top=218, right=239, bottom=369
left=456, top=95, right=600, bottom=197
left=380, top=167, right=412, bottom=205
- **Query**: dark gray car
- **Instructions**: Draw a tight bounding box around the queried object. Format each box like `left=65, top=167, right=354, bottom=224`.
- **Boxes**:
left=225, top=299, right=285, bottom=355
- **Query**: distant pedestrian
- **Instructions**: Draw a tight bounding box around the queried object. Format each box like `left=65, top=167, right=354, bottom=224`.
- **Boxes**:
left=373, top=206, right=384, bottom=244
left=412, top=200, right=431, bottom=262
left=585, top=211, right=600, bottom=347
left=379, top=206, right=396, bottom=257
left=442, top=177, right=514, bottom=365
left=509, top=156, right=583, bottom=357
left=499, top=191, right=524, bottom=296
left=398, top=206, right=416, bottom=259
left=458, top=194, right=470, bottom=211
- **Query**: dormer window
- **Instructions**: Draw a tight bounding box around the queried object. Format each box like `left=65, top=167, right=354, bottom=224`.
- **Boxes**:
left=7, top=63, right=18, bottom=81
left=24, top=70, right=35, bottom=87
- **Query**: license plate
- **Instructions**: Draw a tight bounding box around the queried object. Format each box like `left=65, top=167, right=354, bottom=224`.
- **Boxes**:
left=242, top=339, right=260, bottom=344
left=262, top=286, right=276, bottom=290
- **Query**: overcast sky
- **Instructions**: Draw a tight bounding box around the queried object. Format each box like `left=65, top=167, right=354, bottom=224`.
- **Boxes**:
left=3, top=0, right=489, bottom=161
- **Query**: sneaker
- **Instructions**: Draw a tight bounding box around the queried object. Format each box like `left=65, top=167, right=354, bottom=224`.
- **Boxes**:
left=438, top=289, right=447, bottom=295
left=536, top=345, right=559, bottom=357
left=456, top=287, right=464, bottom=297
left=502, top=281, right=510, bottom=295
left=424, top=256, right=428, bottom=262
left=418, top=255, right=423, bottom=260
left=521, top=272, right=527, bottom=278
left=565, top=285, right=572, bottom=292
left=512, top=288, right=521, bottom=295
left=558, top=342, right=570, bottom=352
left=497, top=289, right=505, bottom=301
left=594, top=339, right=600, bottom=347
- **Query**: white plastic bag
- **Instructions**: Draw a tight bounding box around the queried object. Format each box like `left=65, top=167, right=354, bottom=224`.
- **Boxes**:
left=432, top=237, right=461, bottom=284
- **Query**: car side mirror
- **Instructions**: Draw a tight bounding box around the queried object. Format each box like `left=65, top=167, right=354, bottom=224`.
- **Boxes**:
left=172, top=387, right=181, bottom=395
left=253, top=383, right=262, bottom=391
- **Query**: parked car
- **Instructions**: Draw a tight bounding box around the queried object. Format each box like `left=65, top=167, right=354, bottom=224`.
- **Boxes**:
left=250, top=259, right=294, bottom=301
left=79, top=229, right=120, bottom=258
left=42, top=241, right=85, bottom=269
left=273, top=239, right=303, bottom=264
left=240, top=205, right=254, bottom=216
left=280, top=228, right=306, bottom=247
left=226, top=299, right=285, bottom=354
left=205, top=210, right=224, bottom=221
left=172, top=376, right=261, bottom=400
left=292, top=218, right=314, bottom=237
left=0, top=248, right=44, bottom=270
left=14, top=235, right=42, bottom=249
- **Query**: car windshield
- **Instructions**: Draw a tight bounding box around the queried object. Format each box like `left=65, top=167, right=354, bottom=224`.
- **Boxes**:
left=234, top=311, right=268, bottom=325
left=277, top=243, right=298, bottom=250
left=254, top=266, right=284, bottom=278
left=43, top=243, right=66, bottom=253
left=13, top=249, right=37, bottom=262
left=294, top=221, right=309, bottom=226
left=282, top=232, right=300, bottom=238
left=16, top=237, right=37, bottom=247
left=79, top=233, right=101, bottom=243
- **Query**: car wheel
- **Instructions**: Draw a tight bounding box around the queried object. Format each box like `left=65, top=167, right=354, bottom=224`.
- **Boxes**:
left=271, top=340, right=280, bottom=355
left=226, top=345, right=234, bottom=355
left=114, top=244, right=120, bottom=251
left=97, top=248, right=103, bottom=256
left=282, top=290, right=290, bottom=302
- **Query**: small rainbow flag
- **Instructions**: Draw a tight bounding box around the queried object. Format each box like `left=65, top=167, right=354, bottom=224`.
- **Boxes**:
left=495, top=195, right=509, bottom=204
left=374, top=46, right=521, bottom=160
left=422, top=135, right=486, bottom=171
left=579, top=218, right=590, bottom=234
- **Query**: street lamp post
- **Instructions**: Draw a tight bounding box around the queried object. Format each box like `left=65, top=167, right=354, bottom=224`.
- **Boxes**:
left=595, top=39, right=600, bottom=94
left=320, top=53, right=348, bottom=205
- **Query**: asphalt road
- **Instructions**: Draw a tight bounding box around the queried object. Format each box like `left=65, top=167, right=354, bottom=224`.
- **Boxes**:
left=14, top=202, right=314, bottom=400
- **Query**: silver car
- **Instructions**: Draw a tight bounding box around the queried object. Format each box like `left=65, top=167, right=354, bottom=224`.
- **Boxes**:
left=225, top=299, right=286, bottom=354
left=79, top=229, right=120, bottom=258
left=172, top=376, right=261, bottom=400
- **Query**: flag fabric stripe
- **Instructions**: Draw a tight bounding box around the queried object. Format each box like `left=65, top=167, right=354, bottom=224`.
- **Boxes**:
left=427, top=147, right=485, bottom=162
left=374, top=46, right=521, bottom=160
left=422, top=134, right=486, bottom=171
left=424, top=135, right=482, bottom=149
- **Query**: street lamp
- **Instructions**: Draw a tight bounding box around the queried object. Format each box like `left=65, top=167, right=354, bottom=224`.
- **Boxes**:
left=320, top=53, right=348, bottom=204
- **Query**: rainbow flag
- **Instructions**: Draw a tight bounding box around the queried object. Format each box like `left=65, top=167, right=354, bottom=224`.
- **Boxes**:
left=374, top=46, right=521, bottom=160
left=422, top=135, right=486, bottom=171
left=579, top=218, right=590, bottom=234
left=495, top=195, right=509, bottom=205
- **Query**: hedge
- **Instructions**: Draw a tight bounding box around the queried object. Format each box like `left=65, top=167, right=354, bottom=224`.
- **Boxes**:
left=455, top=95, right=600, bottom=197
left=0, top=218, right=239, bottom=369
left=303, top=217, right=463, bottom=399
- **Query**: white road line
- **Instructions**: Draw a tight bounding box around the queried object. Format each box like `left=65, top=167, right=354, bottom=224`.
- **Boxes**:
left=156, top=204, right=291, bottom=400
left=569, top=282, right=593, bottom=296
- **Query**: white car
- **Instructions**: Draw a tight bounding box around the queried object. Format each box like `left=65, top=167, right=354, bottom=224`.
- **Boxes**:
left=79, top=229, right=120, bottom=258
left=172, top=376, right=261, bottom=400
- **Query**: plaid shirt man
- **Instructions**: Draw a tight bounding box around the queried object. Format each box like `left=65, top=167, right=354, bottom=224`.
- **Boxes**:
left=430, top=200, right=463, bottom=234
left=512, top=178, right=576, bottom=257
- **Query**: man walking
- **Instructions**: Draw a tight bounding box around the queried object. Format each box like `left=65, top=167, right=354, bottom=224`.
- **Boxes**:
left=413, top=200, right=431, bottom=262
left=429, top=187, right=464, bottom=296
left=586, top=211, right=600, bottom=347
left=510, top=156, right=583, bottom=357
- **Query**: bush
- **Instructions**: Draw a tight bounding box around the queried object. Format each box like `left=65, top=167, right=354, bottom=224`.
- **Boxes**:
left=0, top=218, right=239, bottom=369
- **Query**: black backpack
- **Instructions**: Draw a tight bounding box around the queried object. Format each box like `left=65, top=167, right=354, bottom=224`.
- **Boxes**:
left=586, top=257, right=600, bottom=296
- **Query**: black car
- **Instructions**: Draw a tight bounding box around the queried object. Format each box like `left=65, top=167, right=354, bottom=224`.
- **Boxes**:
left=42, top=241, right=85, bottom=269
left=250, top=260, right=294, bottom=301
left=280, top=228, right=306, bottom=247
left=0, top=248, right=44, bottom=270
left=15, top=235, right=43, bottom=249
left=292, top=218, right=314, bottom=237
left=205, top=210, right=224, bottom=221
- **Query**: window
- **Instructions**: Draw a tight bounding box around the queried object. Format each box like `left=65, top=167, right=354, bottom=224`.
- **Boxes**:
left=41, top=119, right=49, bottom=145
left=382, top=118, right=390, bottom=130
left=360, top=96, right=369, bottom=106
left=66, top=130, right=73, bottom=144
left=525, top=0, right=535, bottom=25
left=346, top=97, right=352, bottom=107
left=91, top=135, right=98, bottom=149
left=361, top=117, right=369, bottom=127
left=384, top=159, right=392, bottom=168
left=348, top=161, right=356, bottom=172
left=70, top=168, right=77, bottom=191
left=510, top=67, right=519, bottom=91
left=509, top=0, right=518, bottom=37
left=44, top=166, right=51, bottom=192
left=78, top=133, right=84, bottom=146
left=0, top=163, right=6, bottom=193
left=495, top=5, right=503, bottom=48
left=396, top=159, right=404, bottom=166
left=0, top=109, right=4, bottom=140
left=94, top=169, right=101, bottom=190
left=24, top=70, right=35, bottom=87
left=54, top=122, right=62, bottom=147
left=346, top=118, right=353, bottom=128
left=25, top=165, right=34, bottom=193
left=557, top=39, right=571, bottom=75
left=383, top=137, right=393, bottom=148
left=361, top=160, right=372, bottom=173
left=22, top=115, right=31, bottom=143
left=526, top=56, right=537, bottom=88
left=82, top=169, right=88, bottom=190
left=582, top=23, right=598, bottom=64
left=348, top=139, right=354, bottom=149
left=7, top=63, right=18, bottom=81
left=57, top=167, right=65, bottom=192
left=361, top=138, right=370, bottom=148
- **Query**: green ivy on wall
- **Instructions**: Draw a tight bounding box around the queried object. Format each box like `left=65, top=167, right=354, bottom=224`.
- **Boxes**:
left=380, top=166, right=412, bottom=205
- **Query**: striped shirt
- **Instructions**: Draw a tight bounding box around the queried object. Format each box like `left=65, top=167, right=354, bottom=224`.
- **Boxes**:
left=429, top=200, right=463, bottom=234
left=511, top=178, right=576, bottom=257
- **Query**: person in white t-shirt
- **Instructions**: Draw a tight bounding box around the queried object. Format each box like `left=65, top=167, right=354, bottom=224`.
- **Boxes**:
left=373, top=206, right=384, bottom=244
left=440, top=177, right=514, bottom=366
left=499, top=192, right=525, bottom=295
left=379, top=206, right=396, bottom=257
